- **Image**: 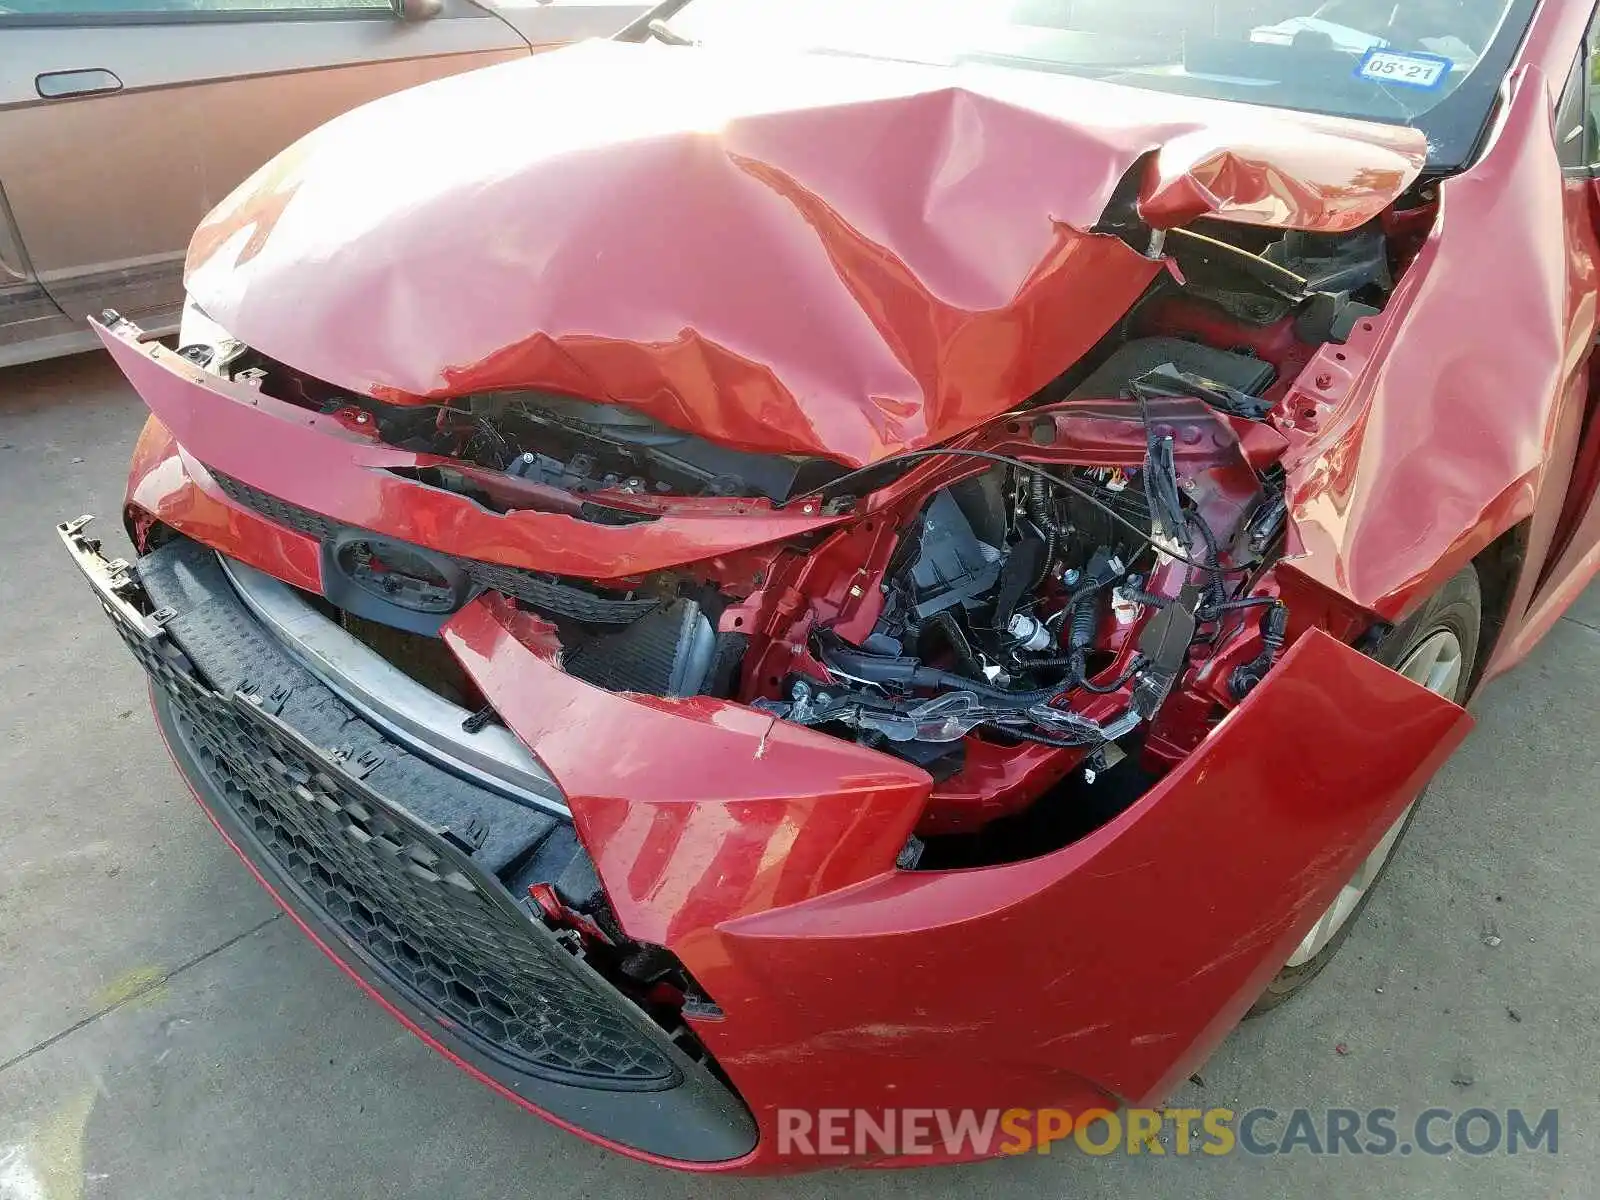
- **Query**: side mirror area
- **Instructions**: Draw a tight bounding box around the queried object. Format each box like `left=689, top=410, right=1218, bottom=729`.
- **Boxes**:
left=390, top=0, right=443, bottom=20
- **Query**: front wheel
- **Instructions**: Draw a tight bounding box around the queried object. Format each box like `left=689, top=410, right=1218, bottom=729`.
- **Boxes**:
left=1248, top=565, right=1481, bottom=1014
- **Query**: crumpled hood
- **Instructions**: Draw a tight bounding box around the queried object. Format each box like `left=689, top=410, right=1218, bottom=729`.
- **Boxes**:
left=186, top=39, right=1425, bottom=468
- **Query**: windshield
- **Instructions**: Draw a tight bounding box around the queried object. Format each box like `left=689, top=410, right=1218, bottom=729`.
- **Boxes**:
left=663, top=0, right=1537, bottom=168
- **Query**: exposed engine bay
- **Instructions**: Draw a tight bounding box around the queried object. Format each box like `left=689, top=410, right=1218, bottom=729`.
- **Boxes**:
left=190, top=207, right=1425, bottom=861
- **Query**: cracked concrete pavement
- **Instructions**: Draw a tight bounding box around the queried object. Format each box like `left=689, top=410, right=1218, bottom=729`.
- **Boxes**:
left=1, top=352, right=1597, bottom=1199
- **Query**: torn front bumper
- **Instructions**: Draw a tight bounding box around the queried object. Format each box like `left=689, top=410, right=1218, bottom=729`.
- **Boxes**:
left=83, top=318, right=1476, bottom=1172
left=96, top=316, right=845, bottom=583
left=449, top=594, right=1475, bottom=1153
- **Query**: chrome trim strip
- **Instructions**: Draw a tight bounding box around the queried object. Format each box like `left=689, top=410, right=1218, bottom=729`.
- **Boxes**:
left=218, top=555, right=570, bottom=819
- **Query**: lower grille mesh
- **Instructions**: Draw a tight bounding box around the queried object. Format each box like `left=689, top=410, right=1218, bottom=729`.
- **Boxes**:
left=108, top=605, right=680, bottom=1090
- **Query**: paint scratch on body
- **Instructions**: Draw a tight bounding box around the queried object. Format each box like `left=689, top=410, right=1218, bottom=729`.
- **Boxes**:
left=754, top=715, right=777, bottom=760
left=723, top=1021, right=988, bottom=1067
left=1037, top=1021, right=1113, bottom=1049
left=1130, top=1031, right=1179, bottom=1047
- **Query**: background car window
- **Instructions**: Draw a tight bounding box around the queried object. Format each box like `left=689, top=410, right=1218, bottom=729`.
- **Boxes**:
left=1555, top=47, right=1589, bottom=170
left=1589, top=8, right=1600, bottom=165
left=0, top=0, right=389, bottom=15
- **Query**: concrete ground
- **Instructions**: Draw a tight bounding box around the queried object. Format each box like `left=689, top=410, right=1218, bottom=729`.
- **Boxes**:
left=1, top=351, right=1596, bottom=1200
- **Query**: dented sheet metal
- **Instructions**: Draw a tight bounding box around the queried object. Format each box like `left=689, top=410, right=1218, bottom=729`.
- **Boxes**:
left=448, top=618, right=1468, bottom=1160
left=1139, top=125, right=1426, bottom=233
left=96, top=323, right=846, bottom=579
left=441, top=592, right=932, bottom=947
left=185, top=39, right=1424, bottom=468
left=1279, top=66, right=1600, bottom=624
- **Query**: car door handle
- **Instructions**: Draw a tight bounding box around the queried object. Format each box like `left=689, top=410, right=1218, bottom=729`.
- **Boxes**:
left=36, top=69, right=124, bottom=99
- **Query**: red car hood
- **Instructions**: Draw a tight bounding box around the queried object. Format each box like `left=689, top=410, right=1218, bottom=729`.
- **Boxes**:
left=186, top=39, right=1425, bottom=468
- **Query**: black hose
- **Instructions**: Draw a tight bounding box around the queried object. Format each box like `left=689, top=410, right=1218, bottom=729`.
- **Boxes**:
left=982, top=722, right=1100, bottom=749
left=1070, top=593, right=1099, bottom=652
left=1023, top=649, right=1089, bottom=694
left=1029, top=474, right=1058, bottom=584
left=1228, top=603, right=1290, bottom=700
left=1121, top=588, right=1172, bottom=609
left=1029, top=473, right=1052, bottom=523
left=1024, top=652, right=1082, bottom=671
left=1190, top=512, right=1228, bottom=619
left=1048, top=575, right=1117, bottom=630
left=1214, top=595, right=1280, bottom=612
left=1078, top=654, right=1147, bottom=695
left=1026, top=570, right=1120, bottom=687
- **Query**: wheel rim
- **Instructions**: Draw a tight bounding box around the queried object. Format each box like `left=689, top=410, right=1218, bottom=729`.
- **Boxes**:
left=1283, top=629, right=1464, bottom=968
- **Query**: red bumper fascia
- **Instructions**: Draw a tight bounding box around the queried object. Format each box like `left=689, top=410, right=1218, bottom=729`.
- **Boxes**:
left=446, top=595, right=1472, bottom=1169
left=110, top=319, right=1474, bottom=1171
left=99, top=318, right=844, bottom=581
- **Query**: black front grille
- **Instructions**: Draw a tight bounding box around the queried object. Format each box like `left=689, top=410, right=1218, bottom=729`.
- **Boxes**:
left=210, top=472, right=658, bottom=625
left=61, top=522, right=758, bottom=1160
left=212, top=473, right=345, bottom=542
left=103, top=586, right=680, bottom=1091
left=183, top=703, right=679, bottom=1086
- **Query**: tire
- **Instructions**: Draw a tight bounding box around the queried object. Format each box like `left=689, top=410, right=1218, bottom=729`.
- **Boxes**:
left=1248, top=565, right=1481, bottom=1015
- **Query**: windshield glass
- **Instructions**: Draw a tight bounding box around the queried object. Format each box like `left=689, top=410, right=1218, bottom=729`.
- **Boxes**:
left=666, top=0, right=1536, bottom=167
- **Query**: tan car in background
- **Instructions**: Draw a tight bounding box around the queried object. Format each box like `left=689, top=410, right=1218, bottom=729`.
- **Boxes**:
left=0, top=0, right=648, bottom=368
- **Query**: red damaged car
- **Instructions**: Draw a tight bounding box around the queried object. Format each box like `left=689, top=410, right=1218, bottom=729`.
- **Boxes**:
left=59, top=0, right=1600, bottom=1172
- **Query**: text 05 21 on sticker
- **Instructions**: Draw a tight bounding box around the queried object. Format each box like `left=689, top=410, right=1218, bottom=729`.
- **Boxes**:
left=1355, top=49, right=1453, bottom=90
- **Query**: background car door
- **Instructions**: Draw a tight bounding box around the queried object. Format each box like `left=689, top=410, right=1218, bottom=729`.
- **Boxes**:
left=1529, top=7, right=1600, bottom=626
left=0, top=0, right=528, bottom=342
left=0, top=174, right=77, bottom=365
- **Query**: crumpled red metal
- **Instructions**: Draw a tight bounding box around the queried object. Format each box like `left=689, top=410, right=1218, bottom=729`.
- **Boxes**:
left=185, top=40, right=1424, bottom=469
left=443, top=594, right=1470, bottom=1168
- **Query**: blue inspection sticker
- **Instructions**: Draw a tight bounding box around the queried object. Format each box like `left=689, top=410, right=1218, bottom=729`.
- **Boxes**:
left=1354, top=48, right=1454, bottom=90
